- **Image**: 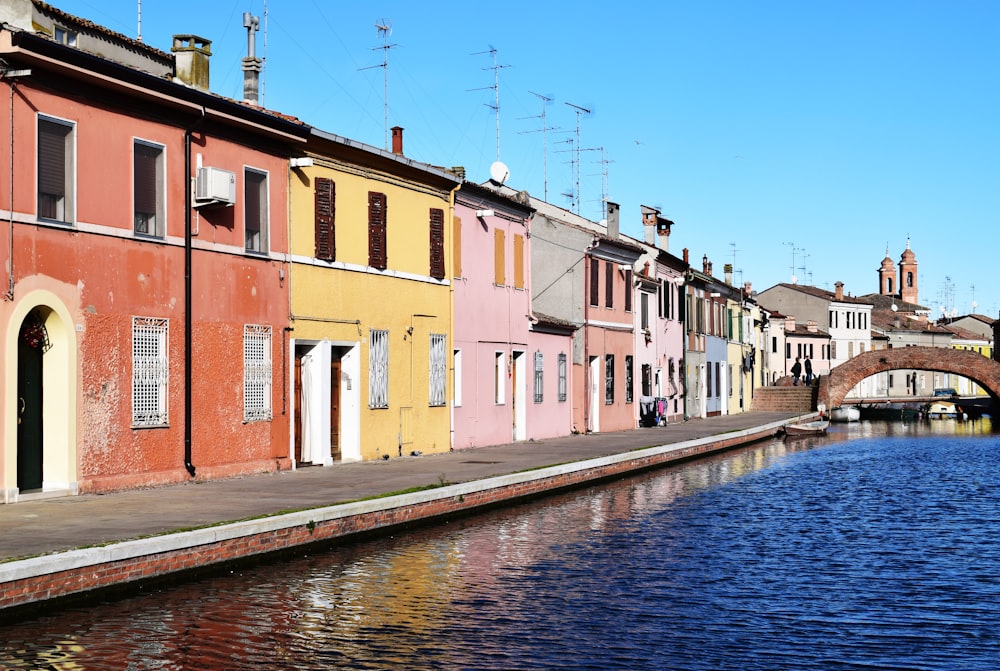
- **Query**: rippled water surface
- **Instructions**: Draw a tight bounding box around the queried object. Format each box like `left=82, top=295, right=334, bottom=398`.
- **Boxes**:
left=3, top=419, right=1000, bottom=670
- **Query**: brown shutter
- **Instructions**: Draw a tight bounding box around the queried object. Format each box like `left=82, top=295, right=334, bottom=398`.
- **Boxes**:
left=452, top=215, right=462, bottom=278
left=624, top=269, right=632, bottom=312
left=589, top=258, right=599, bottom=306
left=315, top=177, right=335, bottom=261
left=133, top=143, right=158, bottom=216
left=368, top=191, right=387, bottom=269
left=513, top=233, right=524, bottom=289
left=38, top=120, right=67, bottom=197
left=605, top=261, right=614, bottom=308
left=429, top=208, right=445, bottom=279
left=494, top=229, right=505, bottom=286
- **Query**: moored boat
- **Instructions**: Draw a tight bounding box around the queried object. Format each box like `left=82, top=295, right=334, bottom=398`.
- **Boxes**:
left=782, top=420, right=829, bottom=437
left=857, top=402, right=922, bottom=421
left=830, top=406, right=860, bottom=422
left=923, top=400, right=967, bottom=419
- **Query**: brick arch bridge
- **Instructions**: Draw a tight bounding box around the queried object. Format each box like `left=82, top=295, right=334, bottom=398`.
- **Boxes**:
left=817, top=347, right=1000, bottom=410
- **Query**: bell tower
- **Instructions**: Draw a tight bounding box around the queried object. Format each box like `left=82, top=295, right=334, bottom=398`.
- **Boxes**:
left=898, top=239, right=918, bottom=305
left=878, top=246, right=896, bottom=296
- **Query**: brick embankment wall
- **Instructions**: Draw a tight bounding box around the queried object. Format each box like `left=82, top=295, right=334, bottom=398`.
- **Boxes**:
left=0, top=421, right=788, bottom=616
left=750, top=386, right=816, bottom=412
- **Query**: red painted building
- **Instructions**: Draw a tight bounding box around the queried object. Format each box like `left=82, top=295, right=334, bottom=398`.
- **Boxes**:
left=0, top=3, right=308, bottom=500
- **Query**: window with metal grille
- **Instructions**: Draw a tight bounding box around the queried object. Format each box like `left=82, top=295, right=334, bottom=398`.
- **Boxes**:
left=605, top=354, right=615, bottom=404
left=625, top=355, right=634, bottom=404
left=368, top=192, right=387, bottom=269
left=244, top=324, right=272, bottom=422
left=132, top=317, right=169, bottom=427
left=533, top=351, right=544, bottom=403
left=314, top=177, right=335, bottom=261
left=429, top=208, right=445, bottom=279
left=429, top=333, right=446, bottom=406
left=134, top=140, right=164, bottom=237
left=369, top=329, right=389, bottom=408
left=245, top=168, right=268, bottom=253
left=38, top=116, right=74, bottom=223
left=558, top=353, right=567, bottom=402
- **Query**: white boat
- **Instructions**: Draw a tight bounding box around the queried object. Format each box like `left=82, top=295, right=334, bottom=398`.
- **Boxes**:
left=782, top=420, right=829, bottom=437
left=830, top=406, right=860, bottom=422
left=924, top=400, right=967, bottom=419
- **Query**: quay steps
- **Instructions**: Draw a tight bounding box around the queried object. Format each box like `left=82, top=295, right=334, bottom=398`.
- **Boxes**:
left=750, top=385, right=817, bottom=413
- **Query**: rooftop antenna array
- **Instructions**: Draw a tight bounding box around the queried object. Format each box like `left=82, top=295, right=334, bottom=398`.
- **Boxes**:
left=137, top=0, right=142, bottom=42
left=565, top=102, right=591, bottom=215
left=581, top=146, right=610, bottom=220
left=360, top=20, right=397, bottom=151
left=261, top=0, right=268, bottom=106
left=783, top=242, right=801, bottom=284
left=518, top=91, right=557, bottom=201
left=469, top=47, right=510, bottom=162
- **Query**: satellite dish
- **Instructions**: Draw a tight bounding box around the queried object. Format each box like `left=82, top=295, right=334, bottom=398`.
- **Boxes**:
left=489, top=161, right=509, bottom=185
left=891, top=303, right=898, bottom=312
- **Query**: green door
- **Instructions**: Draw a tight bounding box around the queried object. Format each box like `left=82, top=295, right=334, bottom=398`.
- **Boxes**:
left=17, top=337, right=44, bottom=491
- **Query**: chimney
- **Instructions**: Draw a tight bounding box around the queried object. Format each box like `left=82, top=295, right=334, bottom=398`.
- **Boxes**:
left=835, top=281, right=844, bottom=301
left=724, top=263, right=733, bottom=286
left=807, top=320, right=817, bottom=332
left=641, top=205, right=658, bottom=245
left=606, top=201, right=620, bottom=238
left=242, top=13, right=262, bottom=105
left=683, top=248, right=689, bottom=264
left=784, top=315, right=796, bottom=332
left=702, top=254, right=712, bottom=276
left=172, top=35, right=212, bottom=91
left=391, top=126, right=404, bottom=155
left=450, top=166, right=466, bottom=181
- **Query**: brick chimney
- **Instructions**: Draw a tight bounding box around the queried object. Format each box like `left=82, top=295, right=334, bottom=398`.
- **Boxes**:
left=724, top=263, right=733, bottom=285
left=606, top=201, right=620, bottom=239
left=683, top=248, right=689, bottom=264
left=172, top=35, right=212, bottom=91
left=391, top=126, right=404, bottom=155
left=835, top=281, right=844, bottom=301
left=702, top=254, right=712, bottom=276
left=641, top=205, right=657, bottom=245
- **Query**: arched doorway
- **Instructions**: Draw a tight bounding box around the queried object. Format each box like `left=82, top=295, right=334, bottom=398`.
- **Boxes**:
left=17, top=308, right=49, bottom=491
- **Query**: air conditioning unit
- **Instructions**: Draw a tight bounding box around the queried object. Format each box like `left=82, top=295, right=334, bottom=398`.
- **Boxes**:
left=195, top=167, right=236, bottom=206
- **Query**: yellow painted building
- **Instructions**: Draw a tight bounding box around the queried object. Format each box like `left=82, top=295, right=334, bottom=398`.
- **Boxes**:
left=287, top=128, right=460, bottom=465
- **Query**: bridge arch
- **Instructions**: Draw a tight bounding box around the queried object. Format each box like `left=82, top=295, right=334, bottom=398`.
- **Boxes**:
left=818, top=347, right=1000, bottom=410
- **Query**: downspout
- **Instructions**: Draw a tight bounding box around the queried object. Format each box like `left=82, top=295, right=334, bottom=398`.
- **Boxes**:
left=447, top=181, right=461, bottom=451
left=183, top=107, right=205, bottom=478
left=4, top=75, right=16, bottom=300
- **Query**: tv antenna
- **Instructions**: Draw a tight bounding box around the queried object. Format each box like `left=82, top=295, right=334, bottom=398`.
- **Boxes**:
left=518, top=91, right=558, bottom=201
left=581, top=146, right=610, bottom=220
left=261, top=0, right=268, bottom=106
left=359, top=19, right=397, bottom=150
left=554, top=137, right=576, bottom=210
left=469, top=47, right=510, bottom=162
left=565, top=102, right=591, bottom=215
left=137, top=0, right=142, bottom=42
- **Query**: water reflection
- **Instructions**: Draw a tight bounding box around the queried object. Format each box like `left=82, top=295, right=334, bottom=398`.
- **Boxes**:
left=2, top=422, right=999, bottom=670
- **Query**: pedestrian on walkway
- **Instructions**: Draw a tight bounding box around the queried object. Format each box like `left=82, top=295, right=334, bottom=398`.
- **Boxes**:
left=804, top=356, right=813, bottom=385
left=791, top=357, right=802, bottom=386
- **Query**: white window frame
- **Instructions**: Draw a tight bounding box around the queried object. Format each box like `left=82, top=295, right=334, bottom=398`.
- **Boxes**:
left=132, top=316, right=169, bottom=427
left=133, top=139, right=166, bottom=238
left=369, top=329, right=389, bottom=409
left=244, top=167, right=269, bottom=254
left=243, top=324, right=273, bottom=422
left=558, top=353, right=567, bottom=402
left=429, top=333, right=447, bottom=407
left=37, top=114, right=76, bottom=224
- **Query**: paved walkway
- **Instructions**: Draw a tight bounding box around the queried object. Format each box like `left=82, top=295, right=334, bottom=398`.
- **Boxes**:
left=0, top=412, right=804, bottom=562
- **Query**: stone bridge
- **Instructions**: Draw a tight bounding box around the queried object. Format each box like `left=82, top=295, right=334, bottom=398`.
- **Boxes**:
left=817, top=347, right=1000, bottom=409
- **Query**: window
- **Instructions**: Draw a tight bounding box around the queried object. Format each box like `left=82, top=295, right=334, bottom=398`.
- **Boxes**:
left=453, top=215, right=463, bottom=278
left=624, top=269, right=632, bottom=312
left=429, top=333, right=446, bottom=406
left=132, top=317, right=169, bottom=427
left=729, top=364, right=733, bottom=396
left=533, top=351, right=544, bottom=403
left=772, top=337, right=777, bottom=353
left=625, top=355, right=633, bottom=404
left=707, top=362, right=713, bottom=398
left=244, top=168, right=268, bottom=253
left=495, top=351, right=506, bottom=404
left=558, top=353, right=567, bottom=402
left=715, top=362, right=721, bottom=398
left=605, top=262, right=614, bottom=308
left=605, top=354, right=615, bottom=404
left=243, top=325, right=272, bottom=422
left=640, top=292, right=650, bottom=330
left=368, top=191, right=387, bottom=269
left=453, top=349, right=463, bottom=407
left=513, top=233, right=525, bottom=289
left=785, top=343, right=791, bottom=359
left=429, top=208, right=445, bottom=280
left=134, top=140, right=164, bottom=237
left=54, top=26, right=77, bottom=46
left=369, top=329, right=389, bottom=408
left=314, top=177, right=336, bottom=261
left=494, top=229, right=506, bottom=286
left=37, top=116, right=75, bottom=223
left=589, top=258, right=600, bottom=306
left=642, top=363, right=652, bottom=397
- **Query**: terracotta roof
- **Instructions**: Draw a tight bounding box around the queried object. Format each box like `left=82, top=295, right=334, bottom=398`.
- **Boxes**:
left=770, top=283, right=874, bottom=305
left=32, top=0, right=171, bottom=61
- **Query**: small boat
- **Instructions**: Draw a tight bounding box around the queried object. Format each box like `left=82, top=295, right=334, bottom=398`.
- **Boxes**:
left=858, top=402, right=922, bottom=421
left=923, top=400, right=967, bottom=419
left=829, top=406, right=860, bottom=423
left=782, top=420, right=829, bottom=437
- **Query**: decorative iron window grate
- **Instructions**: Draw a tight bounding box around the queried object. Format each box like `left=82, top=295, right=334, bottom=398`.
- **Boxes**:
left=244, top=324, right=272, bottom=422
left=132, top=317, right=169, bottom=427
left=429, top=333, right=446, bottom=406
left=369, top=329, right=389, bottom=408
left=533, top=351, right=544, bottom=403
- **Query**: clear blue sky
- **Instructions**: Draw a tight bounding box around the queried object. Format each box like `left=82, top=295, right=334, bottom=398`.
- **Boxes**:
left=56, top=0, right=1000, bottom=318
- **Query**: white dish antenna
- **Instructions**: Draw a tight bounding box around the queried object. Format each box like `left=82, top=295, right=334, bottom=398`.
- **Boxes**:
left=489, top=160, right=509, bottom=185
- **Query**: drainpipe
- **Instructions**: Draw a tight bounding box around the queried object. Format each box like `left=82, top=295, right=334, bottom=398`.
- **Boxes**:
left=183, top=107, right=205, bottom=478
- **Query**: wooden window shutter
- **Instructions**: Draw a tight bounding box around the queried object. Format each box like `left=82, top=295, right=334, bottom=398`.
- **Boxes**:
left=368, top=191, right=387, bottom=269
left=624, top=269, right=632, bottom=312
left=589, top=258, right=599, bottom=306
left=429, top=207, right=445, bottom=279
left=513, top=233, right=524, bottom=289
left=494, top=229, right=505, bottom=286
left=38, top=120, right=67, bottom=197
left=452, top=215, right=462, bottom=278
left=314, top=177, right=336, bottom=261
left=605, top=261, right=614, bottom=308
left=133, top=143, right=158, bottom=216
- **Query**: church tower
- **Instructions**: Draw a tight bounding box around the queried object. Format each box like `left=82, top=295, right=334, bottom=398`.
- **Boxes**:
left=898, top=239, right=918, bottom=304
left=878, top=246, right=896, bottom=296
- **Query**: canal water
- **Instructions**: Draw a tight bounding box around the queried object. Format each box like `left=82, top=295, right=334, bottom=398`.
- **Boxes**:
left=2, top=418, right=999, bottom=670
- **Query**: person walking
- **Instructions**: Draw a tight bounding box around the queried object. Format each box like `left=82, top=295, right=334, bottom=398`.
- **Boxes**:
left=804, top=356, right=813, bottom=385
left=791, top=357, right=802, bottom=386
